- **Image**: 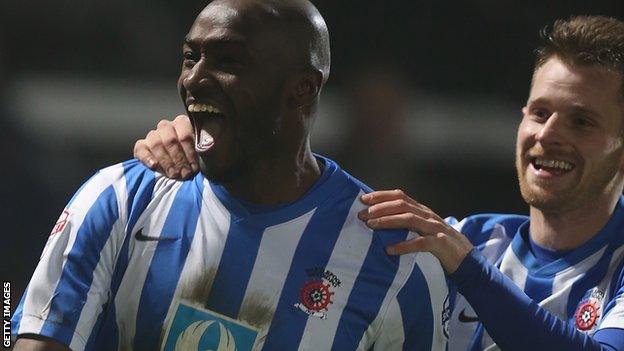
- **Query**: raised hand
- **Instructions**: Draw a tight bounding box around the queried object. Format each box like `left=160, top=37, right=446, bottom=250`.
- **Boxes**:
left=133, top=115, right=198, bottom=179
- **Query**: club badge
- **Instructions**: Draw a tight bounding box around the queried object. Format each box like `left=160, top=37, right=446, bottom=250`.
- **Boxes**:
left=574, top=288, right=604, bottom=332
left=294, top=267, right=341, bottom=319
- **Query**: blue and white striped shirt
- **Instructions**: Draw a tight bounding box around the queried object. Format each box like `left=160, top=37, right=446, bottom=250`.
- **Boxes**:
left=13, top=157, right=448, bottom=350
left=446, top=198, right=624, bottom=351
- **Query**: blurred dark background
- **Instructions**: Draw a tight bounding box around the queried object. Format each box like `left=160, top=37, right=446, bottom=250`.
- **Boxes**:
left=2, top=0, right=624, bottom=300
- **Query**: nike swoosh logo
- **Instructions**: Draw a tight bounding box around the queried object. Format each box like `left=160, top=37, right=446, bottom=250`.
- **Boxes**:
left=134, top=228, right=176, bottom=242
left=458, top=308, right=479, bottom=323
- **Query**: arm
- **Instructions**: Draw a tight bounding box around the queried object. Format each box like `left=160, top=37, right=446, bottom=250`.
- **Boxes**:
left=359, top=189, right=623, bottom=351
left=133, top=115, right=198, bottom=179
left=12, top=163, right=131, bottom=351
left=451, top=249, right=620, bottom=351
left=13, top=335, right=70, bottom=351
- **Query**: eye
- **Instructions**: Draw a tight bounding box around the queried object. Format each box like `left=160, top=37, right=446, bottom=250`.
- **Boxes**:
left=183, top=51, right=199, bottom=66
left=530, top=108, right=550, bottom=121
left=573, top=115, right=594, bottom=128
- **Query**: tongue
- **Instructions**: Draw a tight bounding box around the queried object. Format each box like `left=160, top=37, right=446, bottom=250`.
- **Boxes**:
left=540, top=165, right=568, bottom=175
left=195, top=118, right=223, bottom=153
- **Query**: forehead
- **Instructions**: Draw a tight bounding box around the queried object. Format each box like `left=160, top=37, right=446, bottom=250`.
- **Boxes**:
left=186, top=2, right=272, bottom=44
left=530, top=57, right=623, bottom=108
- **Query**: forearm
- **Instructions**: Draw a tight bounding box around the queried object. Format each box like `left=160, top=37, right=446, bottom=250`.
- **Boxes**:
left=449, top=249, right=621, bottom=351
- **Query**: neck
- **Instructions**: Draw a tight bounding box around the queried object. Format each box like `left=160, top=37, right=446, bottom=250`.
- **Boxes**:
left=223, top=138, right=322, bottom=206
left=529, top=194, right=620, bottom=250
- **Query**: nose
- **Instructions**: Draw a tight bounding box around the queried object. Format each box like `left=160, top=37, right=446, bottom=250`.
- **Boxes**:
left=182, top=59, right=213, bottom=93
left=535, top=112, right=565, bottom=146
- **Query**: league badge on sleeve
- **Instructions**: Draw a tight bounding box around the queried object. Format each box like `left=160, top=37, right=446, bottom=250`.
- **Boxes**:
left=161, top=301, right=258, bottom=351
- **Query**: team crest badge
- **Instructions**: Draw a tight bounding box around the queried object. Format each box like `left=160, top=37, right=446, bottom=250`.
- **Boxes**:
left=161, top=301, right=258, bottom=351
left=574, top=288, right=605, bottom=332
left=294, top=267, right=341, bottom=319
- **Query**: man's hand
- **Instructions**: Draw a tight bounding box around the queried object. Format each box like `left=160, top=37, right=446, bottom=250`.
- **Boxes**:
left=133, top=115, right=198, bottom=179
left=359, top=189, right=473, bottom=274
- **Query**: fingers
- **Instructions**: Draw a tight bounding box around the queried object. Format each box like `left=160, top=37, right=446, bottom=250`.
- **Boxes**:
left=172, top=115, right=199, bottom=173
left=134, top=139, right=159, bottom=170
left=359, top=198, right=428, bottom=221
left=364, top=212, right=444, bottom=234
left=360, top=189, right=418, bottom=206
left=386, top=236, right=434, bottom=255
left=144, top=128, right=178, bottom=177
left=157, top=119, right=195, bottom=178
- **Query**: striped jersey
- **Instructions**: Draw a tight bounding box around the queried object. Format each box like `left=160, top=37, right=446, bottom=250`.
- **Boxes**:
left=12, top=157, right=448, bottom=351
left=446, top=197, right=624, bottom=351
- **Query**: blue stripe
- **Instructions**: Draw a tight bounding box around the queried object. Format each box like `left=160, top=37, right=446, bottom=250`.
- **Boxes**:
left=11, top=284, right=29, bottom=335
left=523, top=274, right=555, bottom=303
left=261, top=184, right=360, bottom=349
left=205, top=220, right=264, bottom=317
left=40, top=186, right=120, bottom=345
left=331, top=229, right=407, bottom=350
left=86, top=160, right=156, bottom=349
left=397, top=262, right=434, bottom=351
left=134, top=179, right=203, bottom=351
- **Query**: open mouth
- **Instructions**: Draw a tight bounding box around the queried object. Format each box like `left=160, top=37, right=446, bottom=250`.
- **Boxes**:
left=188, top=103, right=226, bottom=153
left=530, top=157, right=575, bottom=175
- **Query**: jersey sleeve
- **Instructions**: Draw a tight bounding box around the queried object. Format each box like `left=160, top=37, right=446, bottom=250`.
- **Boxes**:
left=594, top=274, right=624, bottom=350
left=10, top=160, right=150, bottom=350
left=374, top=251, right=449, bottom=350
left=450, top=249, right=623, bottom=351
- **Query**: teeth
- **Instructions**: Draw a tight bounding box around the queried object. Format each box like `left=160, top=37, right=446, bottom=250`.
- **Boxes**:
left=187, top=103, right=222, bottom=114
left=533, top=158, right=573, bottom=171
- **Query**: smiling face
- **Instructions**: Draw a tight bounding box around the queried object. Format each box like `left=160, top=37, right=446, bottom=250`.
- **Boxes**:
left=178, top=0, right=292, bottom=182
left=516, top=57, right=624, bottom=213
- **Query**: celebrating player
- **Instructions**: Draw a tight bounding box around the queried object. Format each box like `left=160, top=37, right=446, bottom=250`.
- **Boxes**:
left=11, top=1, right=448, bottom=350
left=135, top=15, right=624, bottom=351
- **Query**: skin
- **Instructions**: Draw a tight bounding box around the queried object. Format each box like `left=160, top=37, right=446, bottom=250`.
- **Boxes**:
left=16, top=0, right=329, bottom=349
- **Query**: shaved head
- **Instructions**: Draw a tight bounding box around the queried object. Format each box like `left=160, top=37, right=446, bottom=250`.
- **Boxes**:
left=204, top=0, right=331, bottom=83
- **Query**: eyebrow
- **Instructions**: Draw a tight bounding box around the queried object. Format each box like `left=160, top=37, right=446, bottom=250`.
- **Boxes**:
left=528, top=98, right=601, bottom=117
left=183, top=35, right=248, bottom=48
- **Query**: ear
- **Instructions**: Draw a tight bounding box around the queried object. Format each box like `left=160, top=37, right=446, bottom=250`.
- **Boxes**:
left=286, top=69, right=323, bottom=110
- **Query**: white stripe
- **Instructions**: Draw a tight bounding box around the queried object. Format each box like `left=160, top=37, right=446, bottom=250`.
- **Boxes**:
left=414, top=251, right=448, bottom=350
left=371, top=298, right=404, bottom=349
left=69, top=171, right=130, bottom=349
left=17, top=163, right=125, bottom=348
left=481, top=224, right=513, bottom=265
left=598, top=244, right=624, bottom=329
left=498, top=246, right=529, bottom=290
left=355, top=232, right=420, bottom=350
left=114, top=177, right=183, bottom=350
left=159, top=180, right=232, bottom=347
left=240, top=209, right=315, bottom=349
left=541, top=245, right=608, bottom=318
left=298, top=195, right=373, bottom=350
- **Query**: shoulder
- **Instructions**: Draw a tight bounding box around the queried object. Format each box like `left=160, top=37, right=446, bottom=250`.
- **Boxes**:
left=446, top=213, right=528, bottom=246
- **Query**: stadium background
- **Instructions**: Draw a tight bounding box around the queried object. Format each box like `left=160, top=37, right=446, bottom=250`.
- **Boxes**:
left=2, top=0, right=623, bottom=304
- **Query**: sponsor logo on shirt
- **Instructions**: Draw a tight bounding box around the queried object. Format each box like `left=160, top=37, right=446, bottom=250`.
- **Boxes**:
left=574, top=288, right=604, bottom=332
left=50, top=209, right=71, bottom=236
left=161, top=301, right=258, bottom=351
left=294, top=267, right=341, bottom=319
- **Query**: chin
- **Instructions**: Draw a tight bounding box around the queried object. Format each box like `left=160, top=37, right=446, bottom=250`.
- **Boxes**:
left=198, top=157, right=246, bottom=184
